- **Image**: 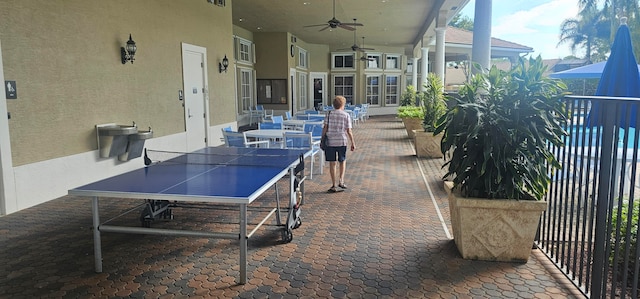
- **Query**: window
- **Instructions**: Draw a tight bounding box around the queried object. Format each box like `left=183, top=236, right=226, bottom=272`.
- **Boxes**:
left=298, top=48, right=308, bottom=69
left=333, top=75, right=354, bottom=104
left=406, top=60, right=413, bottom=73
left=298, top=72, right=308, bottom=109
left=239, top=68, right=253, bottom=112
left=366, top=75, right=380, bottom=106
left=235, top=37, right=253, bottom=63
left=386, top=54, right=401, bottom=70
left=257, top=79, right=287, bottom=104
left=365, top=54, right=381, bottom=69
left=332, top=53, right=355, bottom=69
left=385, top=75, right=399, bottom=105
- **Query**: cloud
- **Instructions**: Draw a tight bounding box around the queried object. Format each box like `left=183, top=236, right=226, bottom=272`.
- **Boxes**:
left=490, top=0, right=580, bottom=58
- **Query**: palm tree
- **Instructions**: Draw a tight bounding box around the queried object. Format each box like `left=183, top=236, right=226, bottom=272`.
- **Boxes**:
left=576, top=0, right=640, bottom=59
left=558, top=5, right=610, bottom=62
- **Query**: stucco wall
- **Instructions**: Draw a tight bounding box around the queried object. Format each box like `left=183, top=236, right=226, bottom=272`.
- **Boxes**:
left=0, top=0, right=234, bottom=166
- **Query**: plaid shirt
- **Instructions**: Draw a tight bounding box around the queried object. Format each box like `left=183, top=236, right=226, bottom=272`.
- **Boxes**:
left=324, top=109, right=352, bottom=147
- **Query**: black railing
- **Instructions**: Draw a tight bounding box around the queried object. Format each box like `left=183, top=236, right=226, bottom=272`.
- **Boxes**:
left=539, top=95, right=640, bottom=298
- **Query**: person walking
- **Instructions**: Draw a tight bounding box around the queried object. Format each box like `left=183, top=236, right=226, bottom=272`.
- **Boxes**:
left=322, top=96, right=356, bottom=193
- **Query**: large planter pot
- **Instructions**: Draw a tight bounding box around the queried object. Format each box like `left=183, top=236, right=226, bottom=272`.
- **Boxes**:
left=401, top=118, right=422, bottom=138
left=444, top=181, right=547, bottom=262
left=412, top=130, right=443, bottom=158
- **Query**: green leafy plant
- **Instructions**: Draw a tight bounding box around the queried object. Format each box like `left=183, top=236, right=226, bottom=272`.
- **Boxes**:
left=397, top=105, right=424, bottom=119
left=610, top=199, right=639, bottom=285
left=420, top=73, right=447, bottom=132
left=401, top=85, right=418, bottom=106
left=434, top=56, right=569, bottom=200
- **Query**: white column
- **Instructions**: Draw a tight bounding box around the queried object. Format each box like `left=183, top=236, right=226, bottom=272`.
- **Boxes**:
left=434, top=27, right=446, bottom=86
left=471, top=0, right=492, bottom=72
left=420, top=47, right=429, bottom=92
left=411, top=57, right=418, bottom=88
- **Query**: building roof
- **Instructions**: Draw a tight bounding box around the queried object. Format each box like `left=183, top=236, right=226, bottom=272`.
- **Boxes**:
left=446, top=27, right=533, bottom=51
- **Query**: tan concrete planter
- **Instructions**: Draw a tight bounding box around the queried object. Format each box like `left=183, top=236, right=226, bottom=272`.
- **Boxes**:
left=412, top=130, right=443, bottom=158
left=444, top=181, right=547, bottom=262
left=401, top=118, right=422, bottom=138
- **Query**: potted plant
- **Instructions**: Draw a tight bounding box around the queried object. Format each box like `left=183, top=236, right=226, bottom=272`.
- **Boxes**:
left=397, top=93, right=424, bottom=138
left=413, top=73, right=447, bottom=158
left=434, top=56, right=568, bottom=262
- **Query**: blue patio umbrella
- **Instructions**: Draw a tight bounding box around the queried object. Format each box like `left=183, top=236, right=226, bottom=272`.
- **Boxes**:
left=586, top=17, right=640, bottom=127
left=549, top=61, right=640, bottom=79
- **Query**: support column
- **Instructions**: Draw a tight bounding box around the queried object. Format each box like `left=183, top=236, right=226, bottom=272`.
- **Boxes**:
left=434, top=27, right=446, bottom=86
left=420, top=47, right=429, bottom=92
left=471, top=0, right=492, bottom=72
left=411, top=57, right=418, bottom=88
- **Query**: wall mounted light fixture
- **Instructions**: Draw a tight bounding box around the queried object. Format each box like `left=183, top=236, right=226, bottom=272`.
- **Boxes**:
left=219, top=55, right=229, bottom=73
left=121, top=34, right=137, bottom=64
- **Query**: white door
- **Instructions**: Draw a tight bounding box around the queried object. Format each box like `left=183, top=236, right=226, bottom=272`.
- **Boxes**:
left=181, top=43, right=209, bottom=151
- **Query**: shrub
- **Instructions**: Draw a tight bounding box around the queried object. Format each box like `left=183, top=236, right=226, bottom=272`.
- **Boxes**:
left=397, top=105, right=424, bottom=119
left=610, top=199, right=639, bottom=285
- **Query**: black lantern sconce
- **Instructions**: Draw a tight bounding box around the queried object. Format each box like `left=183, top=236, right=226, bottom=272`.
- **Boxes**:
left=121, top=34, right=137, bottom=64
left=219, top=55, right=229, bottom=73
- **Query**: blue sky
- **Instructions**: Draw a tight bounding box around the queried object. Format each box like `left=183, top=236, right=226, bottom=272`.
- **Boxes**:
left=460, top=0, right=581, bottom=59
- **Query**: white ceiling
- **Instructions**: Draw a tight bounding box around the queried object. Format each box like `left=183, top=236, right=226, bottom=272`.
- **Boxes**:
left=231, top=0, right=471, bottom=55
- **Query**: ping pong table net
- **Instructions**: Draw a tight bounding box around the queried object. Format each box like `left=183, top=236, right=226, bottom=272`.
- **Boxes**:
left=144, top=149, right=303, bottom=168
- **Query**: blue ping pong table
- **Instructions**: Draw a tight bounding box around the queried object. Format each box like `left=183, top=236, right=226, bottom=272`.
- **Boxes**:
left=68, top=146, right=309, bottom=284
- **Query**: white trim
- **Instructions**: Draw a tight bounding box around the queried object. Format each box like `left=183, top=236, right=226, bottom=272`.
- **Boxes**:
left=0, top=40, right=17, bottom=215
left=309, top=72, right=327, bottom=108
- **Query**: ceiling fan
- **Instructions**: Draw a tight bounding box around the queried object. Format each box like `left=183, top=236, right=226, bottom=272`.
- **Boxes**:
left=338, top=22, right=375, bottom=52
left=304, top=0, right=363, bottom=32
left=360, top=37, right=376, bottom=61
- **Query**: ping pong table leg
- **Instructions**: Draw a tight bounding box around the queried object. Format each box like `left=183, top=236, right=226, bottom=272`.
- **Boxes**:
left=91, top=197, right=103, bottom=273
left=239, top=203, right=247, bottom=284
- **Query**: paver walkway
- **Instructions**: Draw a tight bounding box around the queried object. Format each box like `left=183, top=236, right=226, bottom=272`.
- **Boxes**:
left=0, top=115, right=585, bottom=298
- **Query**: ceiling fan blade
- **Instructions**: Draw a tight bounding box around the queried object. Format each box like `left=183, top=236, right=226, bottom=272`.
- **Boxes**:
left=360, top=47, right=375, bottom=51
left=319, top=26, right=331, bottom=32
left=338, top=24, right=356, bottom=31
left=304, top=24, right=329, bottom=28
left=341, top=22, right=363, bottom=27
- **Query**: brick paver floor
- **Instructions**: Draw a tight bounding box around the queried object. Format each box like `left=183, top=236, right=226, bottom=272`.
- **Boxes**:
left=0, top=115, right=586, bottom=298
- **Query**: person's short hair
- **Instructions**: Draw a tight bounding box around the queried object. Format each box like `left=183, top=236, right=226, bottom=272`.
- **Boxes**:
left=333, top=96, right=346, bottom=109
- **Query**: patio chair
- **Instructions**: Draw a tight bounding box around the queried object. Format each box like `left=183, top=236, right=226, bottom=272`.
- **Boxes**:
left=222, top=130, right=270, bottom=148
left=356, top=104, right=368, bottom=122
left=247, top=107, right=263, bottom=125
left=284, top=131, right=323, bottom=179
left=285, top=111, right=293, bottom=120
left=258, top=122, right=283, bottom=130
left=256, top=105, right=274, bottom=122
left=352, top=107, right=362, bottom=126
left=303, top=122, right=324, bottom=142
left=272, top=115, right=284, bottom=123
left=220, top=126, right=233, bottom=142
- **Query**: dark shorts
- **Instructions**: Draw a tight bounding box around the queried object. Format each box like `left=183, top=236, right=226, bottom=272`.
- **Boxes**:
left=325, top=146, right=347, bottom=162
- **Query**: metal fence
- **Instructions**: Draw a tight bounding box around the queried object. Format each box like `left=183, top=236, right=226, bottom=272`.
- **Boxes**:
left=538, top=95, right=640, bottom=298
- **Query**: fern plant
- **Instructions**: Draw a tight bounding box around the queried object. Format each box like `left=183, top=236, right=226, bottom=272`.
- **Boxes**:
left=434, top=56, right=569, bottom=200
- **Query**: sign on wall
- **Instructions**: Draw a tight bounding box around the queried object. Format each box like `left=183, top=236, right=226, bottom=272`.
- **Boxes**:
left=5, top=81, right=16, bottom=99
